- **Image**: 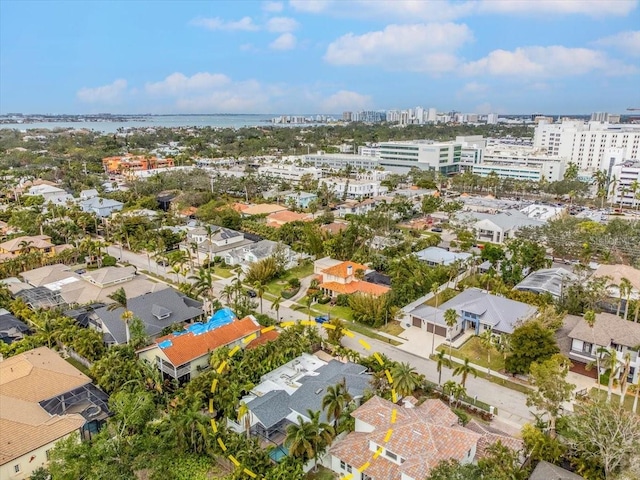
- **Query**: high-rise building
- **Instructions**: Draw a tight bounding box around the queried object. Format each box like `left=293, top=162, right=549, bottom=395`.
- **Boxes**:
left=427, top=108, right=437, bottom=123
left=533, top=120, right=640, bottom=172
left=486, top=113, right=499, bottom=125
left=377, top=140, right=462, bottom=174
left=342, top=111, right=353, bottom=122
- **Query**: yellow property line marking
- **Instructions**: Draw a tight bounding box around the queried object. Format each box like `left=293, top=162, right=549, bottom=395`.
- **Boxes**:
left=210, top=419, right=217, bottom=433
left=391, top=389, right=398, bottom=403
left=217, top=438, right=227, bottom=451
left=301, top=320, right=316, bottom=326
left=343, top=329, right=355, bottom=338
left=209, top=398, right=214, bottom=413
left=373, top=446, right=383, bottom=459
left=210, top=378, right=218, bottom=393
left=216, top=360, right=227, bottom=374
left=384, top=429, right=393, bottom=442
left=281, top=321, right=295, bottom=327
left=384, top=369, right=393, bottom=384
left=242, top=333, right=257, bottom=344
left=391, top=409, right=397, bottom=424
left=358, top=338, right=371, bottom=350
left=373, top=352, right=385, bottom=366
left=228, top=345, right=240, bottom=357
left=228, top=455, right=240, bottom=467
left=358, top=461, right=370, bottom=472
left=260, top=325, right=275, bottom=333
left=322, top=323, right=336, bottom=330
left=243, top=468, right=257, bottom=478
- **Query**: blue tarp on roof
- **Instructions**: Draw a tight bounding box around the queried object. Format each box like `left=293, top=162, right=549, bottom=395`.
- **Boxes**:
left=158, top=339, right=173, bottom=349
left=178, top=307, right=236, bottom=336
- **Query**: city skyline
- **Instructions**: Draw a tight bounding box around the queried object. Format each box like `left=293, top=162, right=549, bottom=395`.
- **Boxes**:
left=1, top=0, right=639, bottom=115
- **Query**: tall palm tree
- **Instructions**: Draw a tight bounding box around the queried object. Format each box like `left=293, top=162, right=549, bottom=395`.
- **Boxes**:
left=479, top=329, right=495, bottom=374
left=598, top=347, right=620, bottom=402
left=107, top=287, right=133, bottom=344
left=253, top=280, right=265, bottom=314
left=390, top=362, right=422, bottom=397
left=444, top=308, right=458, bottom=362
left=321, top=379, right=352, bottom=425
left=619, top=277, right=632, bottom=320
left=305, top=295, right=313, bottom=321
left=618, top=353, right=632, bottom=407
left=237, top=401, right=251, bottom=438
left=221, top=284, right=234, bottom=307
left=272, top=295, right=282, bottom=322
left=584, top=310, right=600, bottom=385
left=435, top=349, right=449, bottom=386
left=189, top=267, right=216, bottom=315
left=430, top=282, right=440, bottom=355
left=453, top=357, right=478, bottom=388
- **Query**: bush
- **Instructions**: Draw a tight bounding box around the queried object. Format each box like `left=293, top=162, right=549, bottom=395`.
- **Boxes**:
left=453, top=408, right=470, bottom=425
left=101, top=255, right=117, bottom=267
left=336, top=294, right=350, bottom=307
left=281, top=287, right=299, bottom=299
left=255, top=313, right=277, bottom=327
left=317, top=296, right=331, bottom=305
left=288, top=277, right=300, bottom=289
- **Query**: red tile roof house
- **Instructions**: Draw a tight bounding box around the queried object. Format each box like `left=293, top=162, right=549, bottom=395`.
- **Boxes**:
left=327, top=396, right=522, bottom=480
left=314, top=257, right=390, bottom=297
left=137, top=314, right=277, bottom=383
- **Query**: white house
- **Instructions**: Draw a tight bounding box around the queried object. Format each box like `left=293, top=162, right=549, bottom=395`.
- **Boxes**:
left=319, top=178, right=388, bottom=200
left=455, top=210, right=545, bottom=244
left=223, top=240, right=300, bottom=272
left=80, top=197, right=123, bottom=217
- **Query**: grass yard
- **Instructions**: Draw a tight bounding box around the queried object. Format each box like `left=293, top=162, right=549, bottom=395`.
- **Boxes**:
left=437, top=336, right=505, bottom=372
left=589, top=387, right=639, bottom=413
left=311, top=301, right=355, bottom=322
left=425, top=288, right=459, bottom=307
left=265, top=262, right=314, bottom=297
left=65, top=357, right=92, bottom=377
left=306, top=466, right=336, bottom=479
left=211, top=266, right=234, bottom=278
left=378, top=320, right=405, bottom=337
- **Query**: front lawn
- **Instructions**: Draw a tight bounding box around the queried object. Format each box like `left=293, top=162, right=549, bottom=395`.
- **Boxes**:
left=311, top=301, right=355, bottom=322
left=589, top=388, right=639, bottom=413
left=265, top=262, right=314, bottom=297
left=211, top=265, right=234, bottom=278
left=436, top=336, right=505, bottom=372
left=378, top=320, right=405, bottom=337
left=306, top=466, right=336, bottom=479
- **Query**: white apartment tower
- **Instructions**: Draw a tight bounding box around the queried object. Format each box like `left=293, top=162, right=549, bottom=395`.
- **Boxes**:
left=534, top=120, right=640, bottom=173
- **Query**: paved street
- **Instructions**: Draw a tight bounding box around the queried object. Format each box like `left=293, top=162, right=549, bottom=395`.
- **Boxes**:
left=107, top=243, right=532, bottom=433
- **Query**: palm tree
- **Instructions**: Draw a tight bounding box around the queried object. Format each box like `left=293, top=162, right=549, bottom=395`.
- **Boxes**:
left=305, top=295, right=313, bottom=321
left=619, top=277, right=632, bottom=320
left=453, top=357, right=478, bottom=388
left=272, top=295, right=282, bottom=322
left=322, top=380, right=352, bottom=425
left=390, top=362, right=422, bottom=397
left=189, top=267, right=216, bottom=316
left=435, top=349, right=450, bottom=386
left=618, top=353, right=632, bottom=407
left=107, top=287, right=133, bottom=344
left=444, top=308, right=458, bottom=362
left=285, top=410, right=334, bottom=472
left=237, top=401, right=251, bottom=438
left=584, top=310, right=600, bottom=385
left=221, top=284, right=234, bottom=307
left=253, top=280, right=265, bottom=314
left=429, top=282, right=440, bottom=355
left=598, top=347, right=620, bottom=402
left=479, top=329, right=495, bottom=374
left=443, top=380, right=466, bottom=406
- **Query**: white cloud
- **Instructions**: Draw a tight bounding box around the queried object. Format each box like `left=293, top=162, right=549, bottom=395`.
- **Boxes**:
left=266, top=16, right=299, bottom=33
left=77, top=79, right=127, bottom=104
left=175, top=79, right=273, bottom=113
left=190, top=16, right=259, bottom=31
left=270, top=33, right=297, bottom=50
left=594, top=30, right=640, bottom=56
left=321, top=90, right=372, bottom=112
left=461, top=46, right=638, bottom=77
left=263, top=1, right=284, bottom=12
left=145, top=73, right=231, bottom=96
left=291, top=0, right=637, bottom=20
left=477, top=0, right=637, bottom=17
left=324, top=23, right=473, bottom=72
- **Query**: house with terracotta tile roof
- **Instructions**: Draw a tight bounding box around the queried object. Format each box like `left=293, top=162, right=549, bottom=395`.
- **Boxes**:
left=0, top=347, right=110, bottom=479
left=266, top=210, right=313, bottom=228
left=137, top=310, right=271, bottom=383
left=328, top=395, right=522, bottom=480
left=240, top=203, right=288, bottom=216
left=314, top=257, right=390, bottom=298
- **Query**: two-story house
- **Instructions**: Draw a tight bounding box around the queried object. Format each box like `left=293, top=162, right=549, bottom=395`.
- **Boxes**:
left=407, top=287, right=538, bottom=338
left=181, top=225, right=252, bottom=263
left=80, top=197, right=124, bottom=218
left=568, top=312, right=640, bottom=384
left=328, top=395, right=522, bottom=480
left=137, top=310, right=270, bottom=383
left=223, top=240, right=300, bottom=272
left=0, top=235, right=56, bottom=261
left=314, top=257, right=390, bottom=298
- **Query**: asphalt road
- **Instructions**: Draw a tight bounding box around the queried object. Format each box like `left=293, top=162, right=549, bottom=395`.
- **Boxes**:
left=108, top=243, right=533, bottom=432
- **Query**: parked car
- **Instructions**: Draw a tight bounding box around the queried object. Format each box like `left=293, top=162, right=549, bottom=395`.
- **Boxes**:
left=74, top=268, right=86, bottom=275
left=157, top=259, right=169, bottom=267
left=246, top=289, right=257, bottom=298
left=431, top=227, right=443, bottom=232
left=315, top=315, right=329, bottom=324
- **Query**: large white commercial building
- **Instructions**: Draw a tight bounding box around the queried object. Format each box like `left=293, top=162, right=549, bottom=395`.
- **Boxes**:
left=609, top=160, right=640, bottom=208
left=305, top=153, right=379, bottom=171
left=473, top=146, right=568, bottom=182
left=533, top=120, right=640, bottom=173
left=457, top=135, right=486, bottom=169
left=377, top=140, right=462, bottom=174
left=257, top=164, right=322, bottom=183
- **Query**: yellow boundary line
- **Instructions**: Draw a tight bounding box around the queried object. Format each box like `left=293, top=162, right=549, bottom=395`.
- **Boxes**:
left=210, top=323, right=397, bottom=479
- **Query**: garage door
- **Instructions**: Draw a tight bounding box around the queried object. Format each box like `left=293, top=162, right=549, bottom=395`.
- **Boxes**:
left=426, top=322, right=434, bottom=333
left=434, top=325, right=447, bottom=337
left=412, top=316, right=422, bottom=328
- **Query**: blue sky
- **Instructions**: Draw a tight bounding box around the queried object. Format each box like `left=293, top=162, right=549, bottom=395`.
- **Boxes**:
left=1, top=0, right=639, bottom=114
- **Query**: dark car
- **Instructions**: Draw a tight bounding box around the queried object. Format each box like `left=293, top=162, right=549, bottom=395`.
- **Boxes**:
left=157, top=259, right=169, bottom=267
left=431, top=227, right=443, bottom=232
left=74, top=268, right=86, bottom=275
left=246, top=289, right=257, bottom=298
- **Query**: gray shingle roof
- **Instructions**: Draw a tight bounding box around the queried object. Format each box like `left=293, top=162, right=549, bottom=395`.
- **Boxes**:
left=410, top=287, right=537, bottom=334
left=514, top=268, right=577, bottom=298
left=529, top=461, right=585, bottom=480
left=569, top=312, right=640, bottom=348
left=249, top=360, right=370, bottom=428
left=92, top=289, right=203, bottom=344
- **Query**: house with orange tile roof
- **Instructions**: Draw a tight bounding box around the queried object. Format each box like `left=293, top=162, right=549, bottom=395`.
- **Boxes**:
left=266, top=210, right=313, bottom=228
left=102, top=155, right=174, bottom=174
left=328, top=395, right=522, bottom=480
left=0, top=347, right=111, bottom=479
left=240, top=203, right=288, bottom=216
left=137, top=310, right=273, bottom=383
left=314, top=257, right=390, bottom=298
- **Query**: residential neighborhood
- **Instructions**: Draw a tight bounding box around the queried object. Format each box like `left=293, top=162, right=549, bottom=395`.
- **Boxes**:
left=1, top=113, right=640, bottom=480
